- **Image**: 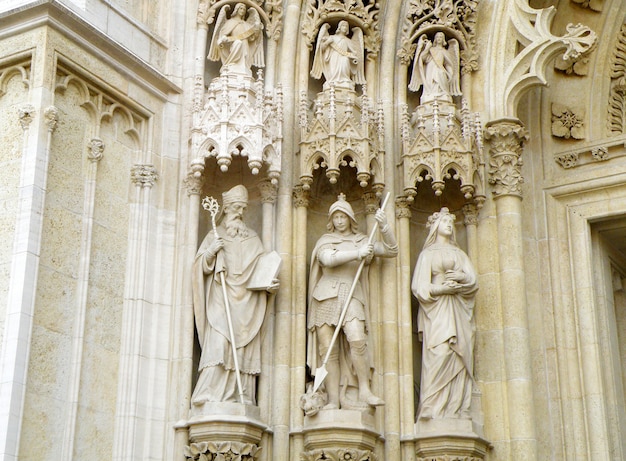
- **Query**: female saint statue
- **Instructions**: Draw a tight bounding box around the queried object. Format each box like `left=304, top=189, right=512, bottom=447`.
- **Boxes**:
left=411, top=208, right=477, bottom=420
left=409, top=32, right=461, bottom=103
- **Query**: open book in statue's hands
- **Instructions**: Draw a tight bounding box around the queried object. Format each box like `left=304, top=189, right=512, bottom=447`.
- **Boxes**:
left=247, top=251, right=282, bottom=291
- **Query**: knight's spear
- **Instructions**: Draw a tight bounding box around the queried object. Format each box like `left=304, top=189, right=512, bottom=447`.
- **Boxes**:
left=313, top=192, right=391, bottom=392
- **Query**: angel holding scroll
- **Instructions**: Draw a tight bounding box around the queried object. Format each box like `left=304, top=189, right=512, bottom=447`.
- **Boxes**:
left=311, top=21, right=365, bottom=90
left=208, top=3, right=264, bottom=76
left=409, top=32, right=461, bottom=103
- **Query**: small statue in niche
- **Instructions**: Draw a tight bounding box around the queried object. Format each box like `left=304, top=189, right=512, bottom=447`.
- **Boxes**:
left=409, top=32, right=461, bottom=103
left=191, top=185, right=279, bottom=406
left=208, top=3, right=265, bottom=77
left=307, top=194, right=397, bottom=409
left=311, top=21, right=366, bottom=90
left=411, top=208, right=477, bottom=420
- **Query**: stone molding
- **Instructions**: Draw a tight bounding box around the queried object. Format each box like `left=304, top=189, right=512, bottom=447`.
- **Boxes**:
left=609, top=23, right=626, bottom=134
left=301, top=448, right=377, bottom=461
left=484, top=119, right=528, bottom=198
left=493, top=1, right=596, bottom=118
left=184, top=441, right=261, bottom=461
left=0, top=59, right=31, bottom=99
left=554, top=141, right=615, bottom=169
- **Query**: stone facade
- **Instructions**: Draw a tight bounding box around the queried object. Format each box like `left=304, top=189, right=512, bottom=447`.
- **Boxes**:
left=0, top=1, right=625, bottom=460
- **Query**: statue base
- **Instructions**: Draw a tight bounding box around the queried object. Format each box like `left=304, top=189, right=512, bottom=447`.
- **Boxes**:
left=415, top=418, right=491, bottom=460
left=187, top=402, right=267, bottom=446
left=301, top=409, right=379, bottom=460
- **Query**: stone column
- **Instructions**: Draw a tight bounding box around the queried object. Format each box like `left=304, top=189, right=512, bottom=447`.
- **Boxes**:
left=463, top=203, right=479, bottom=263
left=259, top=179, right=278, bottom=250
left=62, top=135, right=103, bottom=460
left=395, top=197, right=416, bottom=461
left=173, top=164, right=205, bottom=461
left=113, top=162, right=159, bottom=459
left=484, top=118, right=537, bottom=460
left=0, top=105, right=54, bottom=461
left=291, top=185, right=309, bottom=457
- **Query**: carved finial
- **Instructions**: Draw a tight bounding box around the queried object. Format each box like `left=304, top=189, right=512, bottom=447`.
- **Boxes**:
left=337, top=192, right=347, bottom=202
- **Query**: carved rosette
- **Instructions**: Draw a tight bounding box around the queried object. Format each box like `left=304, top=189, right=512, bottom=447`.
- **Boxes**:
left=301, top=448, right=376, bottom=461
left=18, top=104, right=35, bottom=130
left=184, top=441, right=261, bottom=461
left=484, top=119, right=528, bottom=198
left=131, top=164, right=158, bottom=188
left=551, top=103, right=585, bottom=140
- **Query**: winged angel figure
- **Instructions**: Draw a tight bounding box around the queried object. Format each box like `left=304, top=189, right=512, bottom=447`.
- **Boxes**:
left=208, top=3, right=265, bottom=77
left=409, top=32, right=461, bottom=103
left=311, top=21, right=366, bottom=90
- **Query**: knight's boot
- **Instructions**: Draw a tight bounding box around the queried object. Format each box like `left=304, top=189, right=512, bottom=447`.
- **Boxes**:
left=320, top=347, right=340, bottom=409
left=350, top=340, right=385, bottom=406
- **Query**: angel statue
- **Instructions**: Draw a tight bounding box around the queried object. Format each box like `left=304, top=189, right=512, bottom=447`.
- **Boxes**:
left=409, top=32, right=461, bottom=103
left=311, top=21, right=366, bottom=90
left=208, top=3, right=265, bottom=77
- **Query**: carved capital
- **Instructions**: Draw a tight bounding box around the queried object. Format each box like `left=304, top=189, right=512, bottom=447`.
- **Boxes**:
left=463, top=203, right=479, bottom=226
left=484, top=119, right=528, bottom=198
left=131, top=164, right=158, bottom=188
left=184, top=172, right=205, bottom=196
left=87, top=138, right=104, bottom=162
left=395, top=196, right=412, bottom=220
left=184, top=441, right=261, bottom=461
left=18, top=104, right=35, bottom=130
left=44, top=106, right=58, bottom=132
left=293, top=185, right=310, bottom=208
left=301, top=448, right=377, bottom=461
left=259, top=179, right=278, bottom=204
left=362, top=192, right=379, bottom=215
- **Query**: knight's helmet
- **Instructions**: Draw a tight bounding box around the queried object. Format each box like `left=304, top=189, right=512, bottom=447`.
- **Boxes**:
left=328, top=193, right=357, bottom=224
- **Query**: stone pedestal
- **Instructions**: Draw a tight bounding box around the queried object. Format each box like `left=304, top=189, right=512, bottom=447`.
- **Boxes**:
left=184, top=403, right=267, bottom=460
left=415, top=419, right=491, bottom=461
left=302, top=409, right=380, bottom=460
